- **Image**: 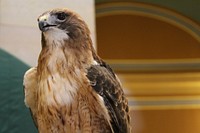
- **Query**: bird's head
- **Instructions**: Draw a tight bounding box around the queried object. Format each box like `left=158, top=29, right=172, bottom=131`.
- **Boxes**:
left=38, top=8, right=91, bottom=46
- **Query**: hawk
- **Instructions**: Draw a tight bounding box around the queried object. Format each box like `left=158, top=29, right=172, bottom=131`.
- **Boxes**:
left=23, top=8, right=131, bottom=133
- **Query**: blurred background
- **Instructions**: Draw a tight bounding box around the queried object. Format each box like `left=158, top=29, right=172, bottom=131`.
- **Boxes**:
left=1, top=0, right=200, bottom=133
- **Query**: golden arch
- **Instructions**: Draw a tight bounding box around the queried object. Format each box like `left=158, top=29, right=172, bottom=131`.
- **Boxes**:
left=96, top=2, right=200, bottom=43
left=96, top=2, right=200, bottom=72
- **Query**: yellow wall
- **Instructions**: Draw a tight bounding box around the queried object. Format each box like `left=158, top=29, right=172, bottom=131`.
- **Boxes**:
left=97, top=15, right=200, bottom=59
left=96, top=2, right=200, bottom=133
left=131, top=109, right=200, bottom=133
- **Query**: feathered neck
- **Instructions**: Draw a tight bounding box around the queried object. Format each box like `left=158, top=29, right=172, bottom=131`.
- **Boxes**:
left=37, top=33, right=95, bottom=78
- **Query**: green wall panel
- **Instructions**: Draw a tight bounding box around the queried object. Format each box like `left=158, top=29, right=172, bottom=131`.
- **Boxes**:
left=0, top=49, right=37, bottom=133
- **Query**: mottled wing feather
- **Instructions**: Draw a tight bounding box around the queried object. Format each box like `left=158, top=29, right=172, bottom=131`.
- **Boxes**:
left=23, top=67, right=38, bottom=128
left=86, top=64, right=130, bottom=133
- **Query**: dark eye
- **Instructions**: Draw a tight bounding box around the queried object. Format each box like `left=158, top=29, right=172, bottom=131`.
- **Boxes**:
left=57, top=12, right=67, bottom=21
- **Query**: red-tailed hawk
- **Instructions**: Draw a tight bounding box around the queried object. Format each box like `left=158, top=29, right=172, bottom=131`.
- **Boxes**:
left=23, top=8, right=131, bottom=133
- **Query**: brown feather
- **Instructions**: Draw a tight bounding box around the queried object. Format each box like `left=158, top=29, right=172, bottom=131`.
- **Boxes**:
left=23, top=8, right=130, bottom=133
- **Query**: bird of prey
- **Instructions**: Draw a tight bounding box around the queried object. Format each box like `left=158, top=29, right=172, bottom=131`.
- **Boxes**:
left=23, top=8, right=131, bottom=133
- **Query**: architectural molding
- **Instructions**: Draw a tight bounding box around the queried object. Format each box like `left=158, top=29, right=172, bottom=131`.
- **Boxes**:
left=96, top=2, right=200, bottom=43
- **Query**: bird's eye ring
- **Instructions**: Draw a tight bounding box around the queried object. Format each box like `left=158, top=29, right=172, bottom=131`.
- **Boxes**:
left=57, top=12, right=67, bottom=21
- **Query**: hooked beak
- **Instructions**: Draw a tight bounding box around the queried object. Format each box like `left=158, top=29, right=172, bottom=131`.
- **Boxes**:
left=38, top=21, right=57, bottom=32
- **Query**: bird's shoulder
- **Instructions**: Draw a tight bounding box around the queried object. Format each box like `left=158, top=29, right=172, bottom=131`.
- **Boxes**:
left=23, top=67, right=38, bottom=127
left=23, top=67, right=38, bottom=107
left=86, top=59, right=131, bottom=133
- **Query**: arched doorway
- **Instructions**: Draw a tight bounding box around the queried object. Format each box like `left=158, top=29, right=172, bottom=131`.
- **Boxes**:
left=96, top=2, right=200, bottom=133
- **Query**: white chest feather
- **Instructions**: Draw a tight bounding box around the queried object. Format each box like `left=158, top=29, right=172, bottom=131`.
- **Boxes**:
left=44, top=28, right=69, bottom=45
left=47, top=47, right=66, bottom=72
left=41, top=73, right=78, bottom=106
left=39, top=48, right=81, bottom=106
